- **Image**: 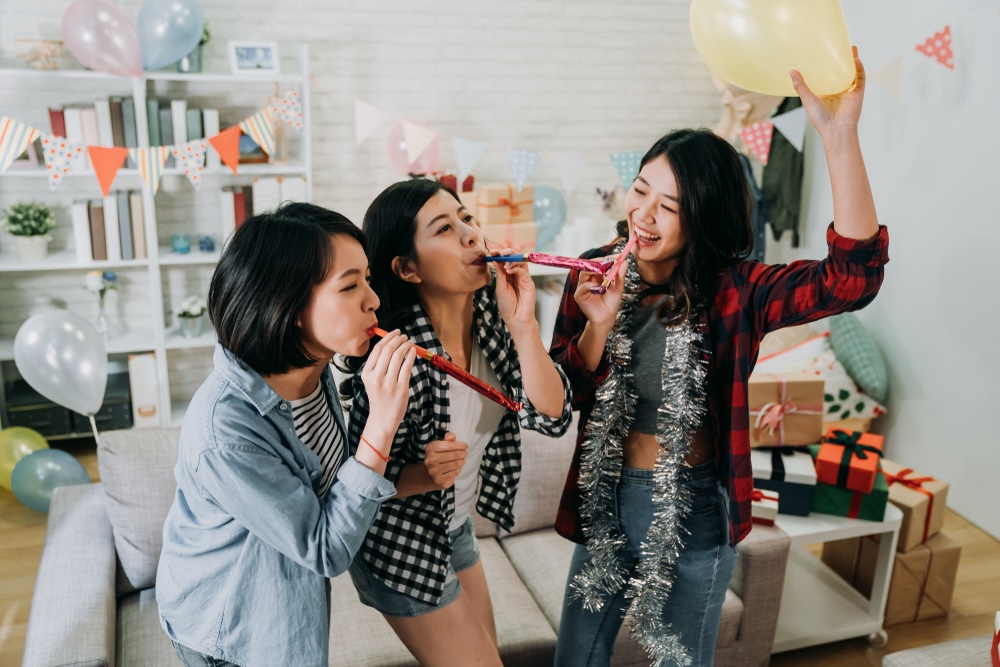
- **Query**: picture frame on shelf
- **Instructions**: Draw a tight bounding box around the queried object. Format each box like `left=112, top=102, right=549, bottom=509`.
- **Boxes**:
left=238, top=134, right=269, bottom=164
left=228, top=41, right=280, bottom=75
left=8, top=138, right=40, bottom=170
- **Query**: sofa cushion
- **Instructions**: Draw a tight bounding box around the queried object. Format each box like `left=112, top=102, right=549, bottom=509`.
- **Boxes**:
left=97, top=428, right=180, bottom=593
left=716, top=589, right=742, bottom=648
left=117, top=588, right=181, bottom=666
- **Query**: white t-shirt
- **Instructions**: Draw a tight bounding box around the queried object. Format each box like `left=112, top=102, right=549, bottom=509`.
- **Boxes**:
left=448, top=341, right=506, bottom=530
left=289, top=382, right=345, bottom=498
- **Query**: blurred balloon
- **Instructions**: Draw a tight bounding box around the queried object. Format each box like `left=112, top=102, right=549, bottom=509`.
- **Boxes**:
left=386, top=121, right=441, bottom=176
left=137, top=0, right=205, bottom=70
left=14, top=310, right=108, bottom=418
left=689, top=0, right=855, bottom=97
left=0, top=427, right=49, bottom=491
left=10, top=449, right=90, bottom=512
left=61, top=0, right=143, bottom=77
left=533, top=185, right=568, bottom=251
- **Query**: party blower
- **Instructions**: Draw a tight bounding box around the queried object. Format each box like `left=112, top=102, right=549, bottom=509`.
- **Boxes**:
left=368, top=327, right=523, bottom=412
left=482, top=253, right=615, bottom=275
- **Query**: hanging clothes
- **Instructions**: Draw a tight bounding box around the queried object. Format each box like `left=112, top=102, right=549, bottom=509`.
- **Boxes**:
left=762, top=97, right=804, bottom=247
left=740, top=153, right=767, bottom=262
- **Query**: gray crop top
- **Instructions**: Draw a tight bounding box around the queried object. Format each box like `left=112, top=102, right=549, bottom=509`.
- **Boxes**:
left=629, top=304, right=669, bottom=434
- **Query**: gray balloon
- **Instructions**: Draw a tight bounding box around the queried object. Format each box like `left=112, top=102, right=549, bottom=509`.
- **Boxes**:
left=14, top=310, right=108, bottom=416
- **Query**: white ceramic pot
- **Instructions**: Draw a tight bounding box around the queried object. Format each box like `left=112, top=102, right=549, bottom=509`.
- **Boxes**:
left=13, top=235, right=51, bottom=261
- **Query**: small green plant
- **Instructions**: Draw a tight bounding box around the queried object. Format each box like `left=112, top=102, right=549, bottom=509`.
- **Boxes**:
left=3, top=202, right=54, bottom=237
left=176, top=295, right=207, bottom=318
left=199, top=23, right=211, bottom=47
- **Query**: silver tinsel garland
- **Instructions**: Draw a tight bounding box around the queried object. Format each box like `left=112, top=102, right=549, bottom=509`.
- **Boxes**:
left=570, top=239, right=708, bottom=667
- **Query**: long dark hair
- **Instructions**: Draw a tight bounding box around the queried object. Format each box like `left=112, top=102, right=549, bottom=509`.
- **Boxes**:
left=618, top=128, right=753, bottom=325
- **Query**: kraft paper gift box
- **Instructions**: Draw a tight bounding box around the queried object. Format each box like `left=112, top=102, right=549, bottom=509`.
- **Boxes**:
left=821, top=532, right=961, bottom=626
left=816, top=428, right=884, bottom=494
left=750, top=447, right=816, bottom=516
left=482, top=221, right=538, bottom=253
left=751, top=488, right=779, bottom=526
left=881, top=458, right=949, bottom=553
left=747, top=372, right=824, bottom=447
left=808, top=444, right=888, bottom=521
left=476, top=183, right=534, bottom=226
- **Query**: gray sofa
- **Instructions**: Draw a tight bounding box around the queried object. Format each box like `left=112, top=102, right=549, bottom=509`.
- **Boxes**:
left=22, top=420, right=790, bottom=666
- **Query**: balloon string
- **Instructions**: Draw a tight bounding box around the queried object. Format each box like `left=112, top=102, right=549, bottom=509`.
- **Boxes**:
left=89, top=415, right=100, bottom=443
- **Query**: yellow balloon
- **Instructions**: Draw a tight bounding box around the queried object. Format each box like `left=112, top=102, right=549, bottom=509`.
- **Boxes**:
left=690, top=0, right=855, bottom=97
left=0, top=427, right=49, bottom=491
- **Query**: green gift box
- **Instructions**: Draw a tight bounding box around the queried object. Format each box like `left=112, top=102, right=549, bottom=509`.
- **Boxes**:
left=808, top=444, right=888, bottom=521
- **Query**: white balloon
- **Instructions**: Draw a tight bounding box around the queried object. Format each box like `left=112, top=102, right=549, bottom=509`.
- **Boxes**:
left=14, top=311, right=108, bottom=417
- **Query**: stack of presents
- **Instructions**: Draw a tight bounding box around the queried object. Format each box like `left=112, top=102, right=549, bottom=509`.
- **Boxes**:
left=748, top=372, right=960, bottom=627
left=437, top=174, right=538, bottom=252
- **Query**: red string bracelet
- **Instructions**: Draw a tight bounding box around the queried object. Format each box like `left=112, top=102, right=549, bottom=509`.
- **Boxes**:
left=360, top=435, right=390, bottom=463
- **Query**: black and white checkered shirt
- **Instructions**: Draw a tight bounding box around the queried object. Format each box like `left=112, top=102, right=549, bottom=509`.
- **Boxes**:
left=348, top=283, right=572, bottom=604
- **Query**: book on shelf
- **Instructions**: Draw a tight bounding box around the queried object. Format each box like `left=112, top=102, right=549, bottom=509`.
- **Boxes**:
left=48, top=107, right=65, bottom=138
left=129, top=191, right=146, bottom=259
left=122, top=97, right=138, bottom=167
left=70, top=201, right=92, bottom=262
left=94, top=98, right=114, bottom=147
left=80, top=107, right=100, bottom=147
left=170, top=100, right=187, bottom=148
left=243, top=184, right=254, bottom=218
left=87, top=200, right=108, bottom=261
left=219, top=186, right=236, bottom=246
left=146, top=98, right=161, bottom=147
left=117, top=191, right=133, bottom=261
left=128, top=352, right=162, bottom=428
left=252, top=177, right=281, bottom=215
left=63, top=106, right=84, bottom=144
left=109, top=97, right=125, bottom=148
left=103, top=193, right=122, bottom=262
left=233, top=187, right=247, bottom=230
left=280, top=176, right=308, bottom=203
left=186, top=108, right=203, bottom=141
left=159, top=107, right=174, bottom=166
left=202, top=109, right=220, bottom=168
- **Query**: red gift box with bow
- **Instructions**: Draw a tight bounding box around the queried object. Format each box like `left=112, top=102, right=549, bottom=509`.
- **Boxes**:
left=750, top=488, right=780, bottom=526
left=816, top=428, right=884, bottom=494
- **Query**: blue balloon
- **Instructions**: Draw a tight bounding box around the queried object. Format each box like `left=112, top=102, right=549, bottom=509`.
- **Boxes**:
left=532, top=185, right=568, bottom=251
left=10, top=449, right=90, bottom=512
left=137, top=0, right=205, bottom=70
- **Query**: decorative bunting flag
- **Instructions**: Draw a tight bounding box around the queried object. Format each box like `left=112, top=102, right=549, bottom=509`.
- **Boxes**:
left=270, top=89, right=304, bottom=133
left=609, top=150, right=642, bottom=189
left=870, top=58, right=903, bottom=100
left=209, top=126, right=242, bottom=175
left=87, top=146, right=128, bottom=196
left=402, top=121, right=438, bottom=164
left=507, top=149, right=540, bottom=192
left=130, top=146, right=170, bottom=196
left=740, top=121, right=774, bottom=165
left=771, top=107, right=807, bottom=153
left=239, top=107, right=276, bottom=157
left=915, top=25, right=954, bottom=70
left=452, top=137, right=486, bottom=184
left=171, top=139, right=209, bottom=190
left=354, top=99, right=391, bottom=145
left=40, top=133, right=84, bottom=190
left=0, top=116, right=40, bottom=172
left=552, top=152, right=587, bottom=195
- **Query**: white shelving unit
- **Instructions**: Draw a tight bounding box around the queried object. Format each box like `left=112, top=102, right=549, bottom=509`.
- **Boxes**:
left=771, top=503, right=903, bottom=653
left=0, top=46, right=313, bottom=435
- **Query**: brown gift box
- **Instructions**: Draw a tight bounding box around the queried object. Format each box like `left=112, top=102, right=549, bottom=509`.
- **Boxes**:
left=747, top=372, right=824, bottom=447
left=881, top=458, right=950, bottom=553
left=480, top=221, right=537, bottom=252
left=822, top=532, right=961, bottom=626
left=476, top=183, right=534, bottom=225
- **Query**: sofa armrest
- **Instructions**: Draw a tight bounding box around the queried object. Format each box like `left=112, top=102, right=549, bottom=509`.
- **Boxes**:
left=22, top=483, right=117, bottom=667
left=727, top=525, right=790, bottom=665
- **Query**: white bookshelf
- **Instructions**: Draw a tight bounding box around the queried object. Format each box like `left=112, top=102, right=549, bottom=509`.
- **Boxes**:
left=0, top=45, right=313, bottom=434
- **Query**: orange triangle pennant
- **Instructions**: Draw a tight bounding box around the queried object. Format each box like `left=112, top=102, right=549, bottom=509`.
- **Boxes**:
left=209, top=126, right=242, bottom=175
left=87, top=146, right=128, bottom=196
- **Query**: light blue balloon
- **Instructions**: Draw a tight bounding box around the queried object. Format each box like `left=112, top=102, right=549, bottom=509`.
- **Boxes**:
left=137, top=0, right=205, bottom=70
left=533, top=185, right=568, bottom=251
left=11, top=449, right=90, bottom=512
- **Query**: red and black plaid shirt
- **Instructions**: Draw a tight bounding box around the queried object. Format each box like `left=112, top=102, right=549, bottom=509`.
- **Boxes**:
left=550, top=223, right=889, bottom=546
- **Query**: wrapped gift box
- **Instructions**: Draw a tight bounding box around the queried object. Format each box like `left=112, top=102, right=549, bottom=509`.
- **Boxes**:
left=816, top=428, right=884, bottom=494
left=750, top=447, right=817, bottom=516
left=881, top=459, right=949, bottom=553
left=808, top=445, right=888, bottom=521
left=748, top=372, right=824, bottom=447
left=751, top=488, right=779, bottom=526
left=476, top=183, right=534, bottom=226
left=481, top=221, right=538, bottom=252
left=822, top=532, right=961, bottom=626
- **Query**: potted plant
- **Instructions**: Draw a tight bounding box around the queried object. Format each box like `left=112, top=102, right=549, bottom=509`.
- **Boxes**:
left=175, top=294, right=208, bottom=338
left=3, top=202, right=54, bottom=261
left=177, top=23, right=210, bottom=73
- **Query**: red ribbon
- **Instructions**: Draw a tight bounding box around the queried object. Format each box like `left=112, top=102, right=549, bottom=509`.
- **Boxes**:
left=884, top=468, right=937, bottom=543
left=751, top=490, right=779, bottom=503
left=991, top=625, right=999, bottom=667
left=847, top=490, right=863, bottom=518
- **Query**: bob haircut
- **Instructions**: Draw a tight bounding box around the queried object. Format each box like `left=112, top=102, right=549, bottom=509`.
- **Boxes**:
left=209, top=201, right=365, bottom=376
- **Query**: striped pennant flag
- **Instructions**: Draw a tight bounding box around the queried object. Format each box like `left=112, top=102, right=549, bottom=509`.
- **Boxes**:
left=171, top=139, right=208, bottom=190
left=239, top=107, right=276, bottom=157
left=130, top=146, right=171, bottom=196
left=0, top=116, right=40, bottom=172
left=40, top=133, right=85, bottom=190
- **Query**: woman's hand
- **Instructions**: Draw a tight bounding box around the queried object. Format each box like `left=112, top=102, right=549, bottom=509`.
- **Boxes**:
left=790, top=45, right=866, bottom=139
left=360, top=329, right=416, bottom=441
left=492, top=247, right=538, bottom=335
left=423, top=432, right=468, bottom=490
left=573, top=258, right=628, bottom=333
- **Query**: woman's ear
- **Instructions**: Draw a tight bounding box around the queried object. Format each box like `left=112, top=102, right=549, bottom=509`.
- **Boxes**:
left=392, top=255, right=422, bottom=284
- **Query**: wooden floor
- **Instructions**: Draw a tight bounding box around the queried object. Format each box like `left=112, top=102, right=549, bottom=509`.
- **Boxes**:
left=1, top=440, right=998, bottom=666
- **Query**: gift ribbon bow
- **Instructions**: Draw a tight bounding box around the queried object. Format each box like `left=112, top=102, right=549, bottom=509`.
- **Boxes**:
left=823, top=430, right=883, bottom=488
left=884, top=468, right=937, bottom=543
left=750, top=374, right=823, bottom=445
left=481, top=185, right=531, bottom=220
left=751, top=490, right=779, bottom=503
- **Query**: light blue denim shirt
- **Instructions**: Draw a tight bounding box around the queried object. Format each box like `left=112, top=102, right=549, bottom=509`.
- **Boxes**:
left=157, top=344, right=395, bottom=667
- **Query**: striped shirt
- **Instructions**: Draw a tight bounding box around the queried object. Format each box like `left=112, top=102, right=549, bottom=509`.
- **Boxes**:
left=290, top=382, right=345, bottom=498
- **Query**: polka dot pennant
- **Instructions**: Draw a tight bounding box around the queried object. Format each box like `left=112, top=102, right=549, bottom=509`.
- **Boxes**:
left=270, top=89, right=304, bottom=133
left=609, top=150, right=643, bottom=189
left=171, top=139, right=208, bottom=190
left=40, top=133, right=84, bottom=191
left=507, top=149, right=540, bottom=192
left=915, top=25, right=954, bottom=70
left=740, top=121, right=774, bottom=165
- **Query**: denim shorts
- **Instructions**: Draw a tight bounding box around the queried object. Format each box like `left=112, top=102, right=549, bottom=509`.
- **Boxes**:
left=348, top=516, right=481, bottom=617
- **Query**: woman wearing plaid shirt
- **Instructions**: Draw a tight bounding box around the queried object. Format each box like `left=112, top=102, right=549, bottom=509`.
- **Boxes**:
left=344, top=178, right=572, bottom=665
left=551, top=51, right=888, bottom=666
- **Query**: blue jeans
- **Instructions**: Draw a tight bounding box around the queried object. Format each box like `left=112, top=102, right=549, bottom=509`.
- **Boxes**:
left=555, top=461, right=738, bottom=667
left=172, top=640, right=241, bottom=667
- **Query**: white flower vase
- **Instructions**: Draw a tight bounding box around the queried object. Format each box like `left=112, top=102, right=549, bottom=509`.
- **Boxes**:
left=179, top=314, right=205, bottom=338
left=13, top=235, right=51, bottom=261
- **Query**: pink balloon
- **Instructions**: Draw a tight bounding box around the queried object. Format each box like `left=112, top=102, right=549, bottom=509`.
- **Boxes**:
left=386, top=121, right=441, bottom=176
left=62, top=0, right=142, bottom=77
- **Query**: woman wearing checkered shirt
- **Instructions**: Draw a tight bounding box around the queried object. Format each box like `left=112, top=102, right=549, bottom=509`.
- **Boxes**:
left=343, top=179, right=573, bottom=666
